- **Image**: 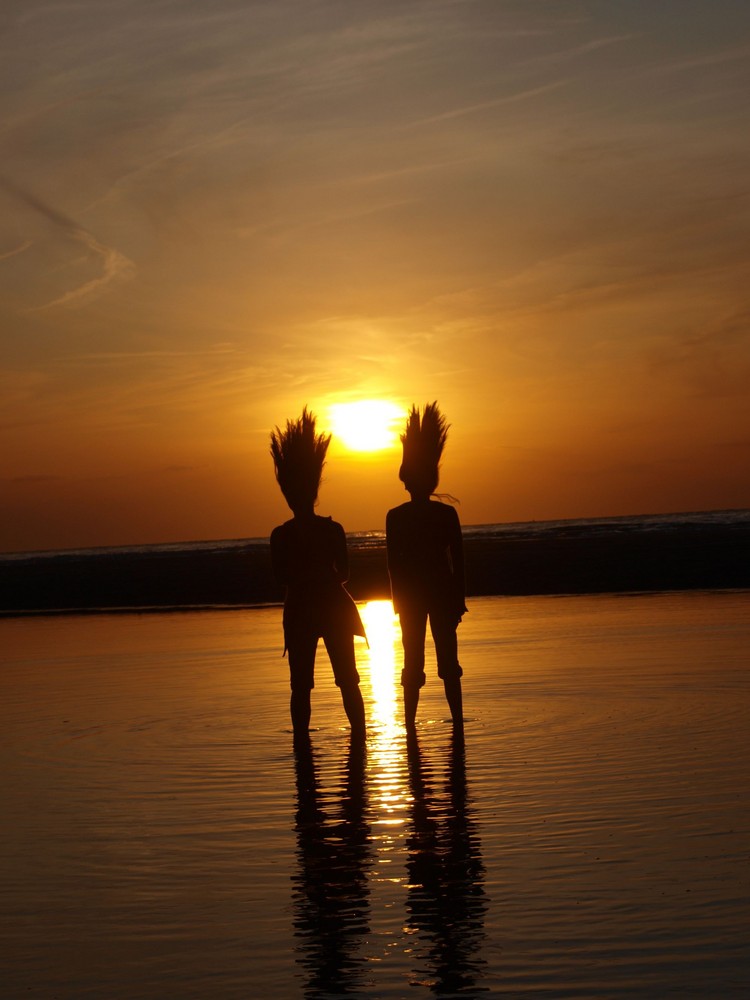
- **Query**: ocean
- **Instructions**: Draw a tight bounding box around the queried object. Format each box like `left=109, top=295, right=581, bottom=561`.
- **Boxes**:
left=4, top=507, right=750, bottom=563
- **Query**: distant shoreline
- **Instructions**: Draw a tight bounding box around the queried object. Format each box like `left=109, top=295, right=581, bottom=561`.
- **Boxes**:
left=2, top=516, right=748, bottom=617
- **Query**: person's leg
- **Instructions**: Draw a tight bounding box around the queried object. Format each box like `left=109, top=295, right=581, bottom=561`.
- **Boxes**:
left=399, top=606, right=428, bottom=730
left=342, top=684, right=366, bottom=739
left=324, top=632, right=366, bottom=736
left=290, top=689, right=312, bottom=735
left=442, top=676, right=464, bottom=733
left=403, top=685, right=420, bottom=731
left=431, top=613, right=464, bottom=731
left=287, top=635, right=317, bottom=737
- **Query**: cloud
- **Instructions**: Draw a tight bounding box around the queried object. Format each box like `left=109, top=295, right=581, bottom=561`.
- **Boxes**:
left=524, top=34, right=637, bottom=67
left=647, top=306, right=750, bottom=400
left=640, top=42, right=750, bottom=77
left=40, top=233, right=134, bottom=309
left=0, top=240, right=32, bottom=262
left=409, top=80, right=569, bottom=127
left=0, top=175, right=135, bottom=308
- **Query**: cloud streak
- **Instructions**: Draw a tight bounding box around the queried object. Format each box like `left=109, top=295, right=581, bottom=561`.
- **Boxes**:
left=0, top=175, right=134, bottom=308
left=410, top=80, right=569, bottom=127
left=0, top=240, right=32, bottom=262
left=640, top=42, right=750, bottom=77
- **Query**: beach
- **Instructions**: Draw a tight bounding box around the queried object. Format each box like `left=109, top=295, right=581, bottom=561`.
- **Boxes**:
left=2, top=591, right=749, bottom=997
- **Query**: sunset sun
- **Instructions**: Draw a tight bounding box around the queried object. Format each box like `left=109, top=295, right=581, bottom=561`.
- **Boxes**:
left=328, top=400, right=405, bottom=453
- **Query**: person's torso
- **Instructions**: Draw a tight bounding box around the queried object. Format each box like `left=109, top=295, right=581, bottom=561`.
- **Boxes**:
left=388, top=501, right=456, bottom=588
left=279, top=516, right=343, bottom=593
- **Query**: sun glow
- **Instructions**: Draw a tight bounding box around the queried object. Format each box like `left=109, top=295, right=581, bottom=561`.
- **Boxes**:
left=328, top=400, right=405, bottom=452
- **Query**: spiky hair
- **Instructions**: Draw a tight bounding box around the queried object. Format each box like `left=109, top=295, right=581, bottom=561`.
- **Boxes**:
left=399, top=401, right=449, bottom=495
left=270, top=407, right=331, bottom=508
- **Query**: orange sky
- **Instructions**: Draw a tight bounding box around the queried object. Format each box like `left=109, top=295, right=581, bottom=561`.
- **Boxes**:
left=2, top=2, right=749, bottom=552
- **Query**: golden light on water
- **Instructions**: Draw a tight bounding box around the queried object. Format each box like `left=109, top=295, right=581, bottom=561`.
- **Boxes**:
left=327, top=400, right=405, bottom=453
left=359, top=599, right=401, bottom=729
left=359, top=599, right=411, bottom=847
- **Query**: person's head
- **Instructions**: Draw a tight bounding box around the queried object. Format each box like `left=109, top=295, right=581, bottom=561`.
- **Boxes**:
left=398, top=402, right=449, bottom=500
left=270, top=407, right=331, bottom=514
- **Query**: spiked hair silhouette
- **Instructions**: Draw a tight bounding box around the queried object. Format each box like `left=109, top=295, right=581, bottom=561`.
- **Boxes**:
left=270, top=407, right=331, bottom=511
left=399, top=401, right=450, bottom=497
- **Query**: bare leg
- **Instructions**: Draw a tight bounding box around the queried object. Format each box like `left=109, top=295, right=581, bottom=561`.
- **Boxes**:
left=341, top=684, right=366, bottom=738
left=431, top=615, right=463, bottom=731
left=290, top=690, right=311, bottom=737
left=288, top=635, right=316, bottom=738
left=443, top=676, right=464, bottom=733
left=324, top=633, right=366, bottom=736
left=404, top=686, right=420, bottom=731
left=399, top=607, right=427, bottom=731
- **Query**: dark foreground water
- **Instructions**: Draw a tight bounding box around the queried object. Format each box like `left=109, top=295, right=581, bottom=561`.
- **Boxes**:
left=1, top=593, right=749, bottom=997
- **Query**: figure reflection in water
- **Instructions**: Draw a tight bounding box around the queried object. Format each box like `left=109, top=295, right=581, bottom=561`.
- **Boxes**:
left=291, top=735, right=372, bottom=997
left=405, top=730, right=488, bottom=994
left=270, top=408, right=367, bottom=739
left=386, top=402, right=467, bottom=731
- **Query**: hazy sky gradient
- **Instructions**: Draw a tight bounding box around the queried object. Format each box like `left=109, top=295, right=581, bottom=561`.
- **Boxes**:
left=2, top=0, right=749, bottom=551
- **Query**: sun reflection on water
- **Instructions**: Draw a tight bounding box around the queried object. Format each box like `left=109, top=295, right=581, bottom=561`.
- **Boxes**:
left=359, top=600, right=400, bottom=731
left=358, top=600, right=411, bottom=858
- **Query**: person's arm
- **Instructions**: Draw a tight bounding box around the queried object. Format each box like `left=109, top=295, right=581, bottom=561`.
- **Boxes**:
left=447, top=507, right=467, bottom=617
left=331, top=520, right=350, bottom=583
left=270, top=525, right=289, bottom=587
left=385, top=508, right=406, bottom=611
left=385, top=509, right=402, bottom=578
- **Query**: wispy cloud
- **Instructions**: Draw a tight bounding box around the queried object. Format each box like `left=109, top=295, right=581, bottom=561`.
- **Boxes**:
left=341, top=154, right=480, bottom=190
left=0, top=175, right=134, bottom=308
left=40, top=234, right=134, bottom=309
left=0, top=240, right=32, bottom=262
left=410, top=80, right=569, bottom=127
left=525, top=33, right=637, bottom=67
left=640, top=42, right=750, bottom=77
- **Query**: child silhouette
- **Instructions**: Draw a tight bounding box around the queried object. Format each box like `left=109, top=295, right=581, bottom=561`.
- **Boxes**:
left=270, top=408, right=366, bottom=739
left=386, top=403, right=466, bottom=732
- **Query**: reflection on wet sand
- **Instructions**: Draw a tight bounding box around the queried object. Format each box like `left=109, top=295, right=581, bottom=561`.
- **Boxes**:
left=291, top=596, right=488, bottom=995
left=3, top=596, right=749, bottom=997
left=291, top=734, right=373, bottom=996
left=405, top=730, right=488, bottom=994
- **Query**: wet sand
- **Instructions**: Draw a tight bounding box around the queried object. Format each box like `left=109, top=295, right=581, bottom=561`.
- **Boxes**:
left=1, top=592, right=748, bottom=997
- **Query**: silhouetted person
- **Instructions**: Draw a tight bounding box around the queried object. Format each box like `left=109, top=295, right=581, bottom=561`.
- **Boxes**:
left=270, top=408, right=366, bottom=739
left=386, top=403, right=466, bottom=731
